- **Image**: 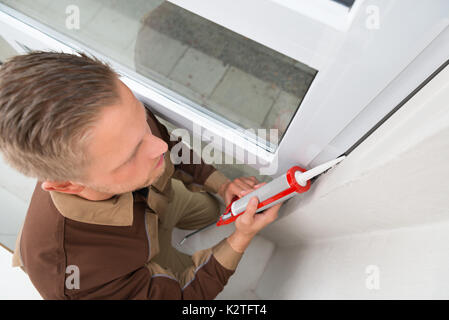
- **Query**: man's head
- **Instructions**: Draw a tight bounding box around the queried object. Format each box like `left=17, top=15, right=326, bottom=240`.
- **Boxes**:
left=0, top=51, right=168, bottom=199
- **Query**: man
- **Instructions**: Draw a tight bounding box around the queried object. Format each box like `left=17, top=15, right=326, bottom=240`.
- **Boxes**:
left=0, top=51, right=281, bottom=299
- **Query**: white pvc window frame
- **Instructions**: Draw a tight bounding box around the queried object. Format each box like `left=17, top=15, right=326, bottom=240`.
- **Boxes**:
left=269, top=0, right=363, bottom=31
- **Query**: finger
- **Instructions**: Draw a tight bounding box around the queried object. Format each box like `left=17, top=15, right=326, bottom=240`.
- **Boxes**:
left=235, top=179, right=255, bottom=191
left=225, top=183, right=248, bottom=205
left=239, top=189, right=254, bottom=197
left=224, top=193, right=233, bottom=206
left=246, top=176, right=259, bottom=184
left=240, top=176, right=258, bottom=187
left=238, top=182, right=266, bottom=197
left=224, top=186, right=239, bottom=205
left=239, top=196, right=259, bottom=224
left=254, top=203, right=281, bottom=226
left=253, top=182, right=267, bottom=189
left=227, top=182, right=246, bottom=198
left=265, top=202, right=282, bottom=218
left=232, top=180, right=255, bottom=197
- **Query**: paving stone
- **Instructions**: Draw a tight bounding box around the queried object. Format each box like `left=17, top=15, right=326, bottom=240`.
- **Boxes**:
left=163, top=75, right=207, bottom=108
left=96, top=0, right=163, bottom=22
left=135, top=27, right=188, bottom=77
left=208, top=67, right=280, bottom=129
left=141, top=1, right=317, bottom=97
left=262, top=90, right=303, bottom=140
left=79, top=5, right=140, bottom=52
left=169, top=47, right=228, bottom=97
left=121, top=38, right=136, bottom=69
left=142, top=2, right=228, bottom=58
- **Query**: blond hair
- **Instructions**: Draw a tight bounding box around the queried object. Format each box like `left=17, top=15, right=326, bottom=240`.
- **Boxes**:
left=0, top=51, right=119, bottom=181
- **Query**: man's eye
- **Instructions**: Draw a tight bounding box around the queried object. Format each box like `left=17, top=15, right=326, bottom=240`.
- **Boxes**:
left=125, top=154, right=136, bottom=165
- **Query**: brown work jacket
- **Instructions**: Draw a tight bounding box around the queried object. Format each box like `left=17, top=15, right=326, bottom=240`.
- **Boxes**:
left=11, top=107, right=243, bottom=299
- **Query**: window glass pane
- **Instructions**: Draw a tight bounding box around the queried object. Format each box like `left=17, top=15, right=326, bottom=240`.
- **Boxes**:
left=156, top=115, right=273, bottom=184
left=1, top=0, right=317, bottom=147
left=0, top=35, right=18, bottom=63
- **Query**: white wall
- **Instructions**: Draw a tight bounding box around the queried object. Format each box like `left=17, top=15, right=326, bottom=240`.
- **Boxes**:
left=0, top=246, right=42, bottom=299
left=0, top=148, right=39, bottom=299
left=254, top=61, right=449, bottom=298
left=0, top=157, right=36, bottom=251
left=257, top=221, right=449, bottom=299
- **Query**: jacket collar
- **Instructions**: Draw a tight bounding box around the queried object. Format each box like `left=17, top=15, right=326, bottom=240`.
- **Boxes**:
left=50, top=190, right=135, bottom=226
left=49, top=152, right=174, bottom=226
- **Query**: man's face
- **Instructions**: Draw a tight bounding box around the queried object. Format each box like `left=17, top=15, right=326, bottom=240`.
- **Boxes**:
left=81, top=78, right=168, bottom=195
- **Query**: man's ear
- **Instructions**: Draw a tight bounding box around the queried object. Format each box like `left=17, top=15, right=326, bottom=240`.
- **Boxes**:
left=41, top=181, right=85, bottom=194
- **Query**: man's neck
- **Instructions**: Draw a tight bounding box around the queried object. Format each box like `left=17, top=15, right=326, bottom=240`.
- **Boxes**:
left=77, top=187, right=116, bottom=201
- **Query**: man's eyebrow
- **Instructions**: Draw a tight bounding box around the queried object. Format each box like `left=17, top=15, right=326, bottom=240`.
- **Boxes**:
left=112, top=136, right=144, bottom=172
left=125, top=138, right=144, bottom=164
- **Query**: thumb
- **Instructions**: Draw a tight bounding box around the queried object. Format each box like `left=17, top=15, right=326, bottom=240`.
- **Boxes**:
left=240, top=196, right=259, bottom=224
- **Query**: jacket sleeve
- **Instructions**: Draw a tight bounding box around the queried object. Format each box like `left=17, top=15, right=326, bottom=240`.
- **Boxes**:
left=150, top=236, right=243, bottom=299
left=70, top=237, right=243, bottom=300
left=145, top=108, right=231, bottom=194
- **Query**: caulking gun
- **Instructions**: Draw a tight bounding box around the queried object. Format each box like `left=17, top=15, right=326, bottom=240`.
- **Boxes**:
left=216, top=155, right=346, bottom=226
left=177, top=156, right=346, bottom=245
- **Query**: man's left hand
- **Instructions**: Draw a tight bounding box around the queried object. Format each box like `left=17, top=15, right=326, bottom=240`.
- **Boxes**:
left=217, top=176, right=264, bottom=206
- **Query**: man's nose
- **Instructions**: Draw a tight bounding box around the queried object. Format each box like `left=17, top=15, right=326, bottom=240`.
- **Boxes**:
left=145, top=134, right=168, bottom=159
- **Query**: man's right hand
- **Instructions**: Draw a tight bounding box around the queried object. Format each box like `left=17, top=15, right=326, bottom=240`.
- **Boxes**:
left=227, top=183, right=282, bottom=253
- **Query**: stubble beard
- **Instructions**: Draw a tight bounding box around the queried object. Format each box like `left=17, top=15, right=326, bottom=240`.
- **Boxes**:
left=87, top=160, right=166, bottom=195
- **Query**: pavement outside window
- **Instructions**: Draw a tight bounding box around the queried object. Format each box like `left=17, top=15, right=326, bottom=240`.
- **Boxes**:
left=135, top=1, right=316, bottom=142
left=1, top=0, right=316, bottom=144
